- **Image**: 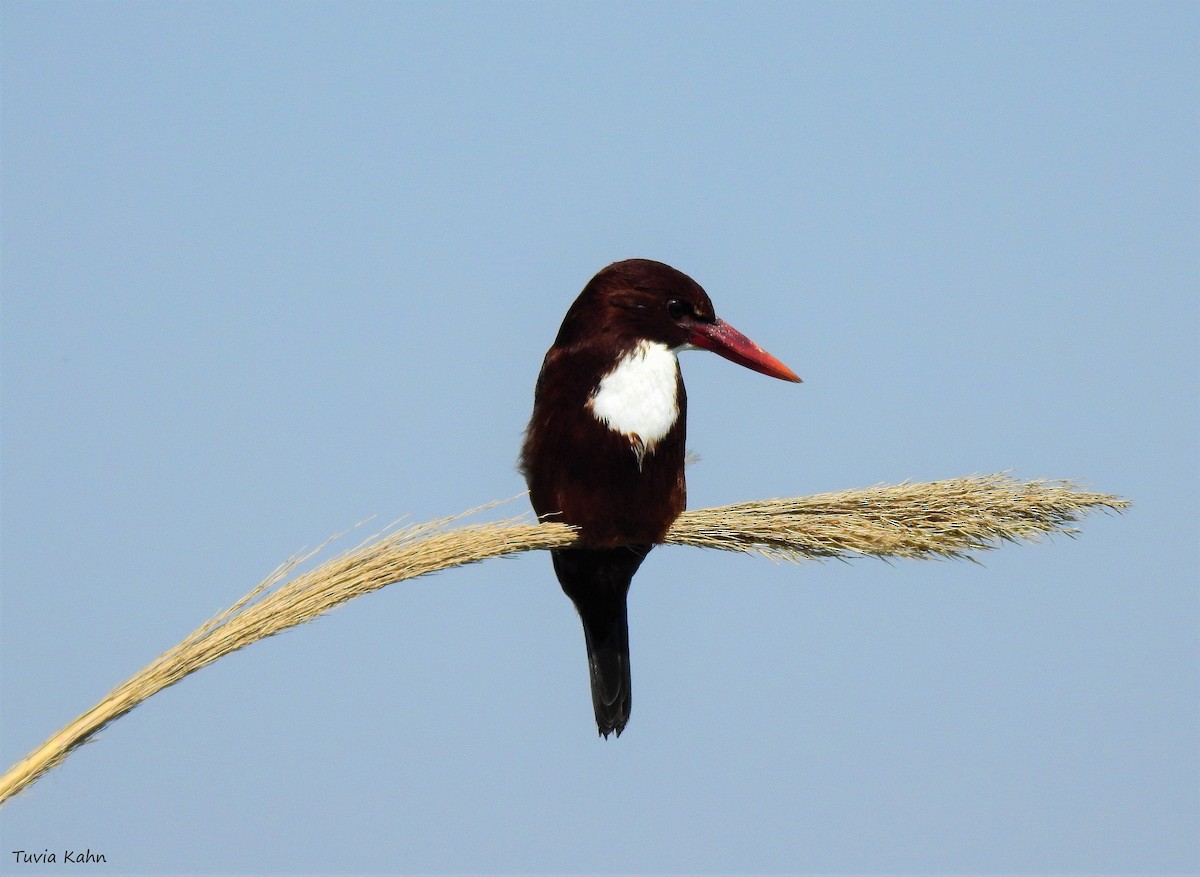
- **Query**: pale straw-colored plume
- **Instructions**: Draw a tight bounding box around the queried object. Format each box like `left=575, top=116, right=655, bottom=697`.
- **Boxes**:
left=0, top=473, right=1125, bottom=804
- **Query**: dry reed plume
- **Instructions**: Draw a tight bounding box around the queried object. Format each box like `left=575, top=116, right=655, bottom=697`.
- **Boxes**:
left=0, top=473, right=1126, bottom=804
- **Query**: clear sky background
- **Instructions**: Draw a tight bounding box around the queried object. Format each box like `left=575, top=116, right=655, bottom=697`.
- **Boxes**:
left=2, top=2, right=1197, bottom=874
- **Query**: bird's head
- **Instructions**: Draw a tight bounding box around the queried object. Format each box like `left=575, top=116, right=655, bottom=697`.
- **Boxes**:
left=554, top=259, right=801, bottom=383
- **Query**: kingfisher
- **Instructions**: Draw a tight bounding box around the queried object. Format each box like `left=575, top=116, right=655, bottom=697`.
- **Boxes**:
left=520, top=259, right=800, bottom=737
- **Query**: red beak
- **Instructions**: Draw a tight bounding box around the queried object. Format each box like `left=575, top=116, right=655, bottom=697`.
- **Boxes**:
left=688, top=319, right=801, bottom=383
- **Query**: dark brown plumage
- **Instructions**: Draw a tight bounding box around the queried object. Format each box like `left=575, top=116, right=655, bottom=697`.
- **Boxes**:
left=520, top=259, right=799, bottom=737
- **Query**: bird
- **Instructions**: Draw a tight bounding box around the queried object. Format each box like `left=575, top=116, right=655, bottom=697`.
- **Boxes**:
left=519, top=259, right=801, bottom=737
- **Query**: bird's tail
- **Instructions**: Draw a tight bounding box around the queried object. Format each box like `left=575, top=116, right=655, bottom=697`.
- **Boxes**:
left=580, top=600, right=632, bottom=738
left=552, top=546, right=649, bottom=738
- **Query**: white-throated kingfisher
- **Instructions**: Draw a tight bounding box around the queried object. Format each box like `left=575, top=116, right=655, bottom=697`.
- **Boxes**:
left=520, top=259, right=800, bottom=737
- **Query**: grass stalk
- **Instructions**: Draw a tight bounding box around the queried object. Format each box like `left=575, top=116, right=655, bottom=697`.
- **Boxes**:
left=0, top=473, right=1126, bottom=804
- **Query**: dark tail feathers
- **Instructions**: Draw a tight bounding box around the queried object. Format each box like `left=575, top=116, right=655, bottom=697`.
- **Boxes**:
left=551, top=546, right=649, bottom=738
left=581, top=602, right=632, bottom=737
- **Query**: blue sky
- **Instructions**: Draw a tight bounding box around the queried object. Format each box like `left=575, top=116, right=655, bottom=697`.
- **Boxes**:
left=2, top=2, right=1196, bottom=873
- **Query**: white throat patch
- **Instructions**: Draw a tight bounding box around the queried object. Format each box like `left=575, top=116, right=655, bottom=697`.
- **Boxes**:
left=588, top=340, right=680, bottom=466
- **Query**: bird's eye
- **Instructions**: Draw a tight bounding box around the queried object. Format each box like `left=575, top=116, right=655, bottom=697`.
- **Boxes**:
left=667, top=299, right=690, bottom=320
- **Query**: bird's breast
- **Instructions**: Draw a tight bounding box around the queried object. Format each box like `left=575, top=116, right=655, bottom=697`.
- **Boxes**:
left=522, top=337, right=687, bottom=545
left=587, top=340, right=680, bottom=463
